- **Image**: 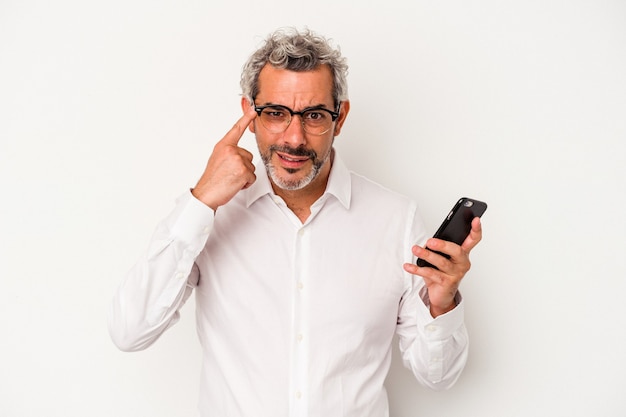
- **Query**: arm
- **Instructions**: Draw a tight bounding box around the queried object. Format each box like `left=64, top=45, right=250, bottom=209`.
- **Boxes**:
left=396, top=280, right=469, bottom=390
left=107, top=192, right=212, bottom=351
left=108, top=105, right=258, bottom=351
left=397, top=216, right=483, bottom=389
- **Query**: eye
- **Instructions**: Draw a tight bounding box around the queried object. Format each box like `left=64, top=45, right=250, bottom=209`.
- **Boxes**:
left=262, top=107, right=288, bottom=120
left=303, top=110, right=328, bottom=122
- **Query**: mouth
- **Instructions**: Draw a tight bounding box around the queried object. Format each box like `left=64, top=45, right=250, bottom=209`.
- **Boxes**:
left=276, top=151, right=311, bottom=169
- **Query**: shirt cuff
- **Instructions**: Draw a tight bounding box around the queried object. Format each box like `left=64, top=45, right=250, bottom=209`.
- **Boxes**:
left=417, top=287, right=465, bottom=340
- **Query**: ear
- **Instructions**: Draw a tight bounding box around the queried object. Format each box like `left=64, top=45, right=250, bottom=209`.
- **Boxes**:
left=241, top=97, right=256, bottom=133
left=333, top=100, right=350, bottom=136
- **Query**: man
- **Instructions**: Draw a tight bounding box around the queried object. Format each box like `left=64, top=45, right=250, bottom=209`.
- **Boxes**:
left=109, top=27, right=483, bottom=417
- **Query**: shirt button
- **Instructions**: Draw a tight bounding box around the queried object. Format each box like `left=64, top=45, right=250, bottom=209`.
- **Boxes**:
left=426, top=325, right=438, bottom=332
left=295, top=391, right=302, bottom=399
left=297, top=281, right=304, bottom=290
left=175, top=272, right=185, bottom=280
left=202, top=226, right=211, bottom=234
left=296, top=333, right=303, bottom=342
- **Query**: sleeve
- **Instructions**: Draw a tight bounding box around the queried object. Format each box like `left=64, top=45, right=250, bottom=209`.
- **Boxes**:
left=108, top=191, right=214, bottom=352
left=395, top=202, right=469, bottom=390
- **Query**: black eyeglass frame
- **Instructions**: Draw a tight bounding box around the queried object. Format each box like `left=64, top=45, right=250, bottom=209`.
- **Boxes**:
left=253, top=103, right=341, bottom=135
left=254, top=104, right=340, bottom=121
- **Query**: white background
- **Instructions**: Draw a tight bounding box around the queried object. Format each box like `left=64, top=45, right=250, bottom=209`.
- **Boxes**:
left=1, top=1, right=625, bottom=416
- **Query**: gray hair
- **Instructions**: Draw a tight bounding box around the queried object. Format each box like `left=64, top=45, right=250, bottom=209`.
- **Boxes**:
left=240, top=28, right=349, bottom=107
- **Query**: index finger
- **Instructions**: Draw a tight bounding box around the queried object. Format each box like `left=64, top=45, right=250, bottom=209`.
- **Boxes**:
left=221, top=105, right=258, bottom=146
left=461, top=217, right=483, bottom=252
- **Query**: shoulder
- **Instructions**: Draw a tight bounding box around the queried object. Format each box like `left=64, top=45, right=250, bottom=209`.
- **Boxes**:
left=349, top=171, right=416, bottom=210
left=346, top=171, right=428, bottom=249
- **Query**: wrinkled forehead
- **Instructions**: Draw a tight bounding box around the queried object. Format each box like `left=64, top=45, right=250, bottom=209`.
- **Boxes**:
left=255, top=64, right=335, bottom=107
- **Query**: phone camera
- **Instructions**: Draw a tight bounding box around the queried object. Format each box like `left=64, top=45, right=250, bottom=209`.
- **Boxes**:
left=463, top=200, right=474, bottom=207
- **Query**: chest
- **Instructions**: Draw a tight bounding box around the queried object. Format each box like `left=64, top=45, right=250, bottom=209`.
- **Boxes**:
left=195, top=198, right=409, bottom=333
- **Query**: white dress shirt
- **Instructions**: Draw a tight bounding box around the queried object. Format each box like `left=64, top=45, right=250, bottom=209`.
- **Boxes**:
left=108, top=152, right=468, bottom=417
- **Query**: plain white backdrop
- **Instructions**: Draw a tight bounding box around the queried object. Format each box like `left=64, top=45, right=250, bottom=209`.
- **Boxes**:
left=1, top=1, right=625, bottom=416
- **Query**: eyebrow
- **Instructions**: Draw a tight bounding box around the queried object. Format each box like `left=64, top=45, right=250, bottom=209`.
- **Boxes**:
left=257, top=102, right=333, bottom=112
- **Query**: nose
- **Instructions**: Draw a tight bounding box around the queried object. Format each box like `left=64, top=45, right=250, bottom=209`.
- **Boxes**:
left=281, top=114, right=307, bottom=147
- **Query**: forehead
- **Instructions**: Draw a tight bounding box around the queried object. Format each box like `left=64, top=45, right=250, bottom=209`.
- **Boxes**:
left=256, top=64, right=334, bottom=106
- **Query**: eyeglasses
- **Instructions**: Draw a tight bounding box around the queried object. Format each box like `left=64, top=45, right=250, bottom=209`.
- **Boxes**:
left=254, top=103, right=340, bottom=135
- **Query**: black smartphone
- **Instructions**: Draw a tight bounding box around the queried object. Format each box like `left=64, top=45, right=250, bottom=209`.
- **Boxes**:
left=416, top=197, right=488, bottom=269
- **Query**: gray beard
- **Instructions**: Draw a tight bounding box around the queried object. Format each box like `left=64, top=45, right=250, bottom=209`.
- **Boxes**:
left=261, top=144, right=331, bottom=191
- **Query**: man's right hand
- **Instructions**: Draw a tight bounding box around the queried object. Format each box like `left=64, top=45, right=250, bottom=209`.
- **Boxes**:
left=191, top=105, right=258, bottom=211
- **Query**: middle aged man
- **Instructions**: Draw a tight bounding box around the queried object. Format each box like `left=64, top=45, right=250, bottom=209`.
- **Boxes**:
left=109, top=27, right=482, bottom=417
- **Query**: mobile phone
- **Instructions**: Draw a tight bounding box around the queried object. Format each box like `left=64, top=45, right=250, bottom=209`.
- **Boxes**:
left=416, top=197, right=487, bottom=269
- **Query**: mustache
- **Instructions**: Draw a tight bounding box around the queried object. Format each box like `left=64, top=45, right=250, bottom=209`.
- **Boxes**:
left=269, top=145, right=318, bottom=160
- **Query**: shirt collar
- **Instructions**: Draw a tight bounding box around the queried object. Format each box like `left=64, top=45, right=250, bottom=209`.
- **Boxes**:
left=244, top=148, right=352, bottom=210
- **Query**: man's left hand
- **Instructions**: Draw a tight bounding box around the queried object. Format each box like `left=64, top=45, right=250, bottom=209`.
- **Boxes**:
left=403, top=217, right=483, bottom=317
